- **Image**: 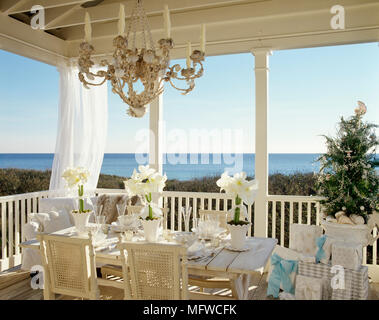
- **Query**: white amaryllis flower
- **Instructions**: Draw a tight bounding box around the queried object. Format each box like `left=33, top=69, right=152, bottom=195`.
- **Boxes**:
left=216, top=171, right=259, bottom=205
left=145, top=172, right=167, bottom=193
left=238, top=179, right=259, bottom=205
left=138, top=165, right=156, bottom=180
left=123, top=165, right=167, bottom=199
left=124, top=178, right=143, bottom=197
left=62, top=167, right=89, bottom=189
left=216, top=172, right=235, bottom=195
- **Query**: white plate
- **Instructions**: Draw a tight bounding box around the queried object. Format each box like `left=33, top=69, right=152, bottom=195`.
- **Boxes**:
left=225, top=244, right=251, bottom=252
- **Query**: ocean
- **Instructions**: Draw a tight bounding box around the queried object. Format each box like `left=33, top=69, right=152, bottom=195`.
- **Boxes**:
left=0, top=153, right=322, bottom=181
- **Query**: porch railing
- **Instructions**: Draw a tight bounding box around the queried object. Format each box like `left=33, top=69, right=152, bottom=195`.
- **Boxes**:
left=0, top=189, right=377, bottom=281
left=0, top=191, right=50, bottom=271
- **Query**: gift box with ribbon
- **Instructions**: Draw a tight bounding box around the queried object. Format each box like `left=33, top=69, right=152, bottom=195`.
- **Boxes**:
left=290, top=224, right=323, bottom=256
left=331, top=242, right=363, bottom=271
left=267, top=253, right=298, bottom=298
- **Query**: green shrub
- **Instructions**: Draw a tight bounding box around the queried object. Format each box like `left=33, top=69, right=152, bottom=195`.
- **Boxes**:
left=0, top=169, right=318, bottom=196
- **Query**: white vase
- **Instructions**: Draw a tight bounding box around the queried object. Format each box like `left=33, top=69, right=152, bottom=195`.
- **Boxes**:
left=141, top=219, right=161, bottom=242
left=71, top=211, right=92, bottom=235
left=321, top=220, right=373, bottom=247
left=227, top=223, right=250, bottom=250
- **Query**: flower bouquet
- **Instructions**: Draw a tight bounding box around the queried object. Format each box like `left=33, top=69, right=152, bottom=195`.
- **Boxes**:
left=62, top=166, right=91, bottom=234
left=124, top=165, right=167, bottom=242
left=217, top=172, right=258, bottom=249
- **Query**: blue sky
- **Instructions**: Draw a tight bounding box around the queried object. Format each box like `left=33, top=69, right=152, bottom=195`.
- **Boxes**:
left=0, top=42, right=378, bottom=153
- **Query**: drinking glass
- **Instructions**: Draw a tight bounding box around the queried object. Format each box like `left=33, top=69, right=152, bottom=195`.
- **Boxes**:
left=93, top=204, right=103, bottom=224
left=181, top=206, right=192, bottom=232
left=116, top=202, right=127, bottom=217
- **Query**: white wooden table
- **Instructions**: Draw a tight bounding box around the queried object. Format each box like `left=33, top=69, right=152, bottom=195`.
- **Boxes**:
left=20, top=227, right=277, bottom=300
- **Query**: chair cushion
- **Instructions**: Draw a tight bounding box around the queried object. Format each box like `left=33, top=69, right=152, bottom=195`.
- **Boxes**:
left=23, top=221, right=42, bottom=241
left=29, top=210, right=72, bottom=234
left=39, top=197, right=94, bottom=225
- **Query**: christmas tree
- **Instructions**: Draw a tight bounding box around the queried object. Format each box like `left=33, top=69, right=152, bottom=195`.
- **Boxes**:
left=316, top=101, right=379, bottom=222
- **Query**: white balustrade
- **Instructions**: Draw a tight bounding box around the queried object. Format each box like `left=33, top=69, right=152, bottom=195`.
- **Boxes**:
left=0, top=190, right=50, bottom=271
left=0, top=189, right=377, bottom=281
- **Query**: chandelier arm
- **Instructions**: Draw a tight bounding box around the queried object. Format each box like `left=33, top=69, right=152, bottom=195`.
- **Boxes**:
left=78, top=72, right=108, bottom=88
left=166, top=78, right=193, bottom=95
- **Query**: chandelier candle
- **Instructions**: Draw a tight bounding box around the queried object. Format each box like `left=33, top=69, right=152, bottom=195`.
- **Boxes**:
left=118, top=4, right=125, bottom=36
left=84, top=12, right=91, bottom=43
left=164, top=5, right=171, bottom=39
left=186, top=42, right=192, bottom=68
left=201, top=24, right=206, bottom=53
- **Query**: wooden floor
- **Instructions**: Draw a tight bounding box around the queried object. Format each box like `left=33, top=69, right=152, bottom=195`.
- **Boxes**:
left=0, top=267, right=378, bottom=300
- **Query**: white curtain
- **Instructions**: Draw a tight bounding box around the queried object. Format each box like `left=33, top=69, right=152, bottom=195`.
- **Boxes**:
left=49, top=64, right=108, bottom=195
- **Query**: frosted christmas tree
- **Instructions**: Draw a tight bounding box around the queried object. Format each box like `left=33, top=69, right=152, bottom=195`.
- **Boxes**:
left=317, top=101, right=378, bottom=223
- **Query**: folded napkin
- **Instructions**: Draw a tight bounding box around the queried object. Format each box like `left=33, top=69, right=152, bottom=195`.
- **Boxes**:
left=187, top=241, right=205, bottom=259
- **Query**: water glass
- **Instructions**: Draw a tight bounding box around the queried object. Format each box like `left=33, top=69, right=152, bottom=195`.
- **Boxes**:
left=181, top=206, right=192, bottom=232
left=116, top=202, right=127, bottom=216
left=95, top=215, right=106, bottom=226
left=93, top=204, right=103, bottom=217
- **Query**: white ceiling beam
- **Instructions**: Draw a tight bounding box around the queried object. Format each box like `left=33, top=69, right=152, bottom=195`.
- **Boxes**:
left=43, top=0, right=266, bottom=30
left=0, top=13, right=67, bottom=65
left=0, top=0, right=30, bottom=14
left=59, top=1, right=297, bottom=41
left=66, top=26, right=379, bottom=62
left=44, top=4, right=80, bottom=29
left=5, top=0, right=89, bottom=14
left=60, top=0, right=379, bottom=42
left=65, top=2, right=379, bottom=58
left=44, top=1, right=127, bottom=30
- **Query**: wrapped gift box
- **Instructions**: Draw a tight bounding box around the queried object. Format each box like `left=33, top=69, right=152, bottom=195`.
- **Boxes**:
left=289, top=224, right=323, bottom=256
left=267, top=245, right=299, bottom=290
left=331, top=242, right=362, bottom=271
left=298, top=261, right=368, bottom=300
left=295, top=275, right=328, bottom=300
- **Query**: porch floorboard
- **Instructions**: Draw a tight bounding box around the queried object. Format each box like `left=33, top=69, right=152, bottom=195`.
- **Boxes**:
left=0, top=268, right=378, bottom=300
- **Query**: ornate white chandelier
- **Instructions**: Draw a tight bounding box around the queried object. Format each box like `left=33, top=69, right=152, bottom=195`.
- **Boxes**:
left=78, top=0, right=206, bottom=118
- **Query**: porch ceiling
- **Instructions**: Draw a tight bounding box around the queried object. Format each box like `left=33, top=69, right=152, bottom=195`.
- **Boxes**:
left=0, top=0, right=378, bottom=66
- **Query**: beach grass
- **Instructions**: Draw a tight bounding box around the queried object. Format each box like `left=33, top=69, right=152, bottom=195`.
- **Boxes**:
left=0, top=168, right=317, bottom=196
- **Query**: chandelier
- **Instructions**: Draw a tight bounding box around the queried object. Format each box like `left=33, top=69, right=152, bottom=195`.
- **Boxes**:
left=78, top=0, right=206, bottom=118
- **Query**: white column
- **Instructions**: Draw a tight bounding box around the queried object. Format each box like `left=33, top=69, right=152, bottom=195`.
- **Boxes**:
left=251, top=48, right=272, bottom=238
left=149, top=93, right=164, bottom=206
left=149, top=94, right=163, bottom=174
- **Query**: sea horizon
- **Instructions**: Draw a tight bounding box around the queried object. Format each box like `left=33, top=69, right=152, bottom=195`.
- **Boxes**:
left=1, top=153, right=377, bottom=181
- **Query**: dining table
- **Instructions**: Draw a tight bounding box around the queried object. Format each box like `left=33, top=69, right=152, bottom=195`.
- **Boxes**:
left=20, top=224, right=277, bottom=300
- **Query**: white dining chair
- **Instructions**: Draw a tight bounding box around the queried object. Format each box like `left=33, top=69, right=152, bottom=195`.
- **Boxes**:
left=37, top=232, right=99, bottom=300
left=118, top=241, right=188, bottom=300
